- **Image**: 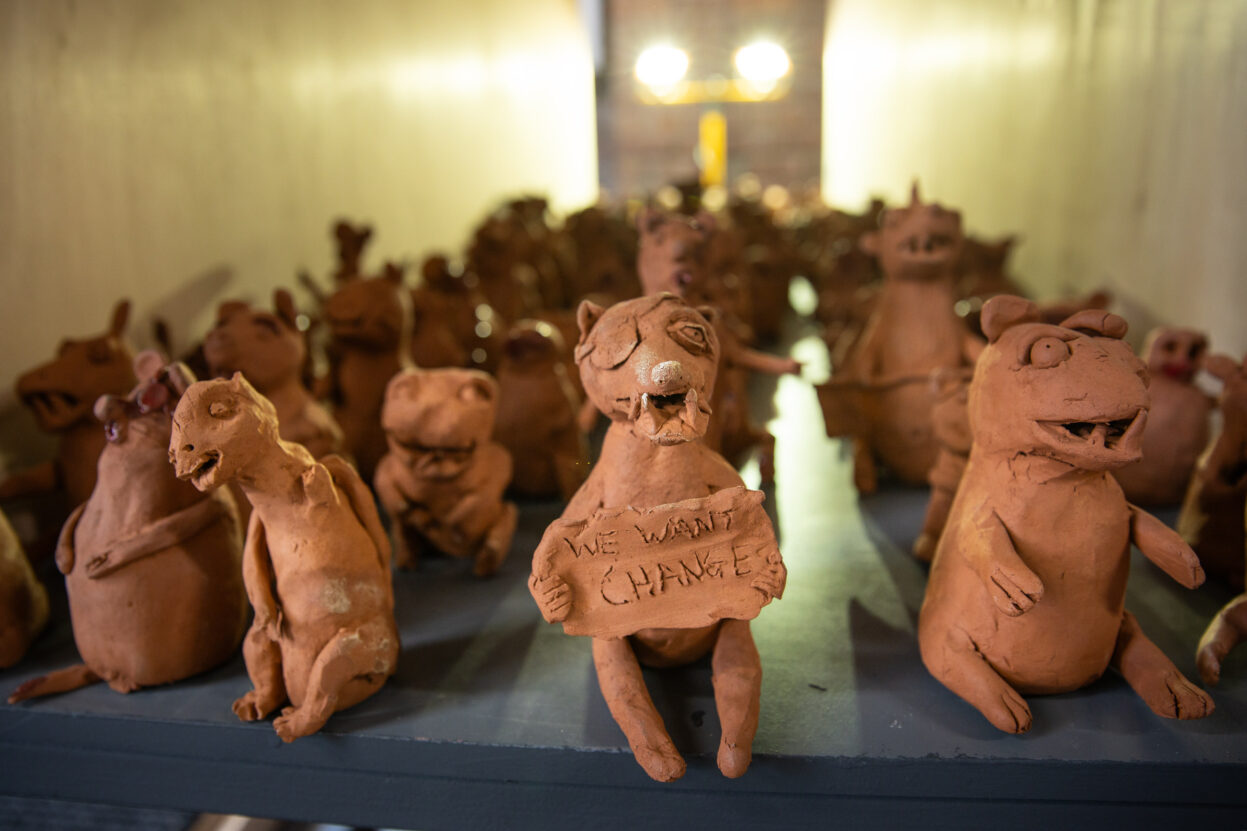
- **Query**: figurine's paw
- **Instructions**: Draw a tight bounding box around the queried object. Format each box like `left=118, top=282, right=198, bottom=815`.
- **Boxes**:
left=634, top=742, right=686, bottom=783
left=912, top=532, right=936, bottom=563
left=1146, top=671, right=1215, bottom=720
left=232, top=690, right=278, bottom=722
left=473, top=545, right=506, bottom=578
left=273, top=706, right=317, bottom=743
left=1197, top=642, right=1225, bottom=686
left=717, top=740, right=752, bottom=779
left=750, top=555, right=787, bottom=601
left=529, top=574, right=572, bottom=622
left=853, top=459, right=877, bottom=495
left=982, top=685, right=1033, bottom=734
left=986, top=562, right=1044, bottom=617
left=782, top=357, right=802, bottom=376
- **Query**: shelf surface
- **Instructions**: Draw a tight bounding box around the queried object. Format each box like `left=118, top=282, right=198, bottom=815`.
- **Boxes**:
left=2, top=332, right=1245, bottom=830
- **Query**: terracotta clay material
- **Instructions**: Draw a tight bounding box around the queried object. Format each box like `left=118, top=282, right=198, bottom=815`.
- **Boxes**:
left=816, top=186, right=983, bottom=492
left=912, top=368, right=973, bottom=562
left=1114, top=328, right=1213, bottom=506
left=169, top=373, right=398, bottom=742
left=0, top=509, right=49, bottom=668
left=1, top=301, right=136, bottom=509
left=1177, top=353, right=1247, bottom=589
left=9, top=354, right=246, bottom=703
left=203, top=290, right=343, bottom=459
left=529, top=295, right=786, bottom=782
left=374, top=368, right=517, bottom=577
left=492, top=320, right=589, bottom=501
left=331, top=220, right=373, bottom=283
left=413, top=253, right=505, bottom=372
left=918, top=295, right=1213, bottom=733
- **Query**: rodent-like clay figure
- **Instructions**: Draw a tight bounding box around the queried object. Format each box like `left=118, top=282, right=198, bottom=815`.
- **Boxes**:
left=918, top=296, right=1213, bottom=733
left=374, top=368, right=517, bottom=577
left=493, top=320, right=588, bottom=501
left=817, top=185, right=983, bottom=492
left=331, top=219, right=373, bottom=283
left=0, top=509, right=48, bottom=668
left=1, top=301, right=136, bottom=509
left=530, top=295, right=786, bottom=782
left=1178, top=353, right=1247, bottom=589
left=1114, top=328, right=1213, bottom=506
left=9, top=354, right=246, bottom=703
left=169, top=373, right=398, bottom=741
left=203, top=290, right=343, bottom=460
left=912, top=369, right=972, bottom=562
left=321, top=267, right=413, bottom=482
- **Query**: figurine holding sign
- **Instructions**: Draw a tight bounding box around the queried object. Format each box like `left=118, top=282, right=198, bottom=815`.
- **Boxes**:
left=529, top=294, right=786, bottom=782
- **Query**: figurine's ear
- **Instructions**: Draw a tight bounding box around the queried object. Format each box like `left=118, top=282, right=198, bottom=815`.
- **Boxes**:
left=459, top=374, right=497, bottom=404
left=165, top=362, right=197, bottom=395
left=1060, top=309, right=1128, bottom=340
left=273, top=289, right=298, bottom=329
left=133, top=349, right=165, bottom=383
left=93, top=394, right=126, bottom=424
left=576, top=300, right=605, bottom=342
left=1203, top=354, right=1239, bottom=382
left=980, top=295, right=1040, bottom=344
left=858, top=230, right=880, bottom=257
left=381, top=261, right=405, bottom=285
left=692, top=210, right=717, bottom=236
left=109, top=300, right=131, bottom=337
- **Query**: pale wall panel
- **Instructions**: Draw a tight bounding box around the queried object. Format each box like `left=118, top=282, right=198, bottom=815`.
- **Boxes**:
left=821, top=0, right=1247, bottom=354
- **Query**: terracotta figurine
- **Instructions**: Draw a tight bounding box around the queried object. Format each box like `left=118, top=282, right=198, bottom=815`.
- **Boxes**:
left=169, top=373, right=398, bottom=741
left=1, top=301, right=136, bottom=509
left=374, top=368, right=517, bottom=577
left=493, top=320, right=589, bottom=500
left=529, top=295, right=787, bottom=781
left=1114, top=327, right=1212, bottom=506
left=912, top=368, right=973, bottom=562
left=1177, top=353, right=1247, bottom=589
left=918, top=296, right=1213, bottom=733
left=817, top=185, right=983, bottom=491
left=9, top=354, right=247, bottom=702
left=0, top=509, right=49, bottom=668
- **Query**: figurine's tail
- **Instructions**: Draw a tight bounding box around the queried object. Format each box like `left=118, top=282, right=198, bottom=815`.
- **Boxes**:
left=7, top=664, right=99, bottom=703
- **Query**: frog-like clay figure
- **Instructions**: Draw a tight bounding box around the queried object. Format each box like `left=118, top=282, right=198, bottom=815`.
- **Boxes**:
left=0, top=509, right=48, bottom=669
left=918, top=296, right=1213, bottom=733
left=204, top=290, right=343, bottom=459
left=817, top=185, right=983, bottom=492
left=374, top=368, right=517, bottom=577
left=530, top=294, right=786, bottom=782
left=169, top=373, right=398, bottom=741
left=912, top=368, right=973, bottom=562
left=9, top=353, right=246, bottom=702
left=1, top=301, right=136, bottom=509
left=1114, top=327, right=1213, bottom=506
left=1178, top=354, right=1247, bottom=589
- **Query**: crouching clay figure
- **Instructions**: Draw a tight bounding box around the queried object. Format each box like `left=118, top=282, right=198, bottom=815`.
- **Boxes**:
left=169, top=373, right=398, bottom=741
left=918, top=296, right=1213, bottom=733
left=529, top=295, right=786, bottom=781
left=375, top=368, right=517, bottom=576
left=0, top=509, right=49, bottom=668
left=912, top=369, right=973, bottom=562
left=9, top=354, right=246, bottom=702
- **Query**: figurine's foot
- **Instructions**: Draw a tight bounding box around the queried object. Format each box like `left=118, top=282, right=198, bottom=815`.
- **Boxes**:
left=1195, top=595, right=1247, bottom=685
left=712, top=619, right=761, bottom=777
left=232, top=689, right=282, bottom=722
left=717, top=739, right=751, bottom=778
left=912, top=532, right=936, bottom=563
left=273, top=705, right=326, bottom=743
left=473, top=502, right=517, bottom=578
left=105, top=677, right=140, bottom=694
left=920, top=627, right=1032, bottom=733
left=634, top=741, right=686, bottom=782
left=1114, top=610, right=1214, bottom=720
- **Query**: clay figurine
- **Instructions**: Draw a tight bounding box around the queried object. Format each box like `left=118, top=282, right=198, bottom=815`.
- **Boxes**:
left=330, top=219, right=373, bottom=283
left=817, top=185, right=983, bottom=491
left=493, top=320, right=588, bottom=500
left=918, top=296, right=1213, bottom=733
left=9, top=354, right=247, bottom=702
left=1113, top=328, right=1213, bottom=506
left=203, top=290, right=343, bottom=459
left=529, top=295, right=786, bottom=781
left=912, top=369, right=973, bottom=562
left=1177, top=353, right=1247, bottom=589
left=1, top=301, right=136, bottom=509
left=169, top=373, right=398, bottom=741
left=374, top=368, right=517, bottom=577
left=0, top=509, right=49, bottom=668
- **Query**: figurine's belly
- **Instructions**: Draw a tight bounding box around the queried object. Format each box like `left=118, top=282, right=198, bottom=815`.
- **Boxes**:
left=863, top=381, right=938, bottom=483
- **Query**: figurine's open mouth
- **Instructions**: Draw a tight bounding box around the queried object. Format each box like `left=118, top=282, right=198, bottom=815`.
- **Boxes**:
left=188, top=451, right=222, bottom=488
left=23, top=391, right=80, bottom=424
left=1036, top=409, right=1146, bottom=462
left=627, top=386, right=711, bottom=445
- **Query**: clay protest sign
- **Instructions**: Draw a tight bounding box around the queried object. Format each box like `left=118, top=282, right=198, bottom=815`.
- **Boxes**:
left=530, top=486, right=785, bottom=638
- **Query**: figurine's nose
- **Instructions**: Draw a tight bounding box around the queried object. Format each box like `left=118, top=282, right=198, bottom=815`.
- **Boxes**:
left=651, top=361, right=687, bottom=390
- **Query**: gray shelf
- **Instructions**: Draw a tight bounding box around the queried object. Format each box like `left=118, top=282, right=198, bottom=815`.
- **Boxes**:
left=2, top=366, right=1245, bottom=830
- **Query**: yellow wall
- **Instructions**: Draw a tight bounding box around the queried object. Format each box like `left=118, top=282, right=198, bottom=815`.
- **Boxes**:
left=822, top=0, right=1247, bottom=354
left=0, top=0, right=597, bottom=420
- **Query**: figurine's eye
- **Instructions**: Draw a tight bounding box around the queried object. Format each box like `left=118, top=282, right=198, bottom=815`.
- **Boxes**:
left=87, top=342, right=113, bottom=364
left=208, top=401, right=234, bottom=419
left=669, top=321, right=711, bottom=355
left=1028, top=336, right=1071, bottom=368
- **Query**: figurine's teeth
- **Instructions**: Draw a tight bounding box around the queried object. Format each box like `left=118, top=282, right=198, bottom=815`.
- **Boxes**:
left=1089, top=423, right=1108, bottom=447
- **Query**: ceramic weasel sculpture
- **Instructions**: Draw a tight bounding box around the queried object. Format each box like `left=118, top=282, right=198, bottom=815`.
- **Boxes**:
left=817, top=186, right=983, bottom=492
left=203, top=290, right=343, bottom=459
left=0, top=509, right=49, bottom=668
left=9, top=353, right=247, bottom=703
left=493, top=320, right=588, bottom=501
left=374, top=368, right=517, bottom=577
left=1178, top=354, right=1247, bottom=589
left=1114, top=327, right=1213, bottom=506
left=529, top=294, right=787, bottom=782
left=918, top=296, right=1213, bottom=733
left=169, top=373, right=398, bottom=741
left=1, top=301, right=136, bottom=509
left=912, top=369, right=973, bottom=562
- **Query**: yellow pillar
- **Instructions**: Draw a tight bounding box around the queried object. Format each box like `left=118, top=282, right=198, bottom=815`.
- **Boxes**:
left=698, top=108, right=727, bottom=188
